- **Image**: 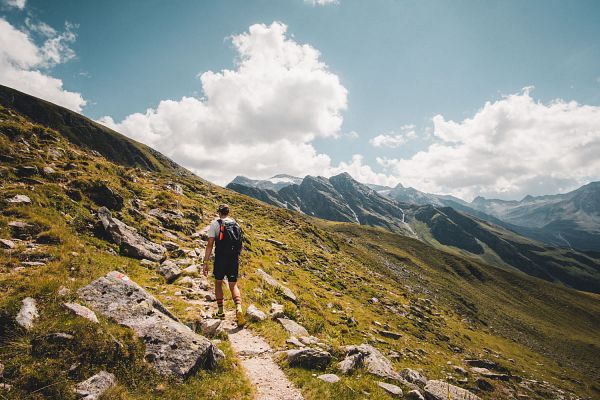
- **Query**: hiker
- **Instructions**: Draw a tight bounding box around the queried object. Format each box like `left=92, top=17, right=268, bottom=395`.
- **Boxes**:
left=202, top=203, right=245, bottom=326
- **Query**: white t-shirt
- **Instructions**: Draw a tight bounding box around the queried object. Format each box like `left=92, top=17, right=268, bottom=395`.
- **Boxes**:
left=208, top=217, right=235, bottom=239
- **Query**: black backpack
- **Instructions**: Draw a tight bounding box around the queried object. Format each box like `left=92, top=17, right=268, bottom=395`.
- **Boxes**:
left=215, top=219, right=243, bottom=255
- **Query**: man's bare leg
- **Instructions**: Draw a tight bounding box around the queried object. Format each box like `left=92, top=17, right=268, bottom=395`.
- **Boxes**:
left=215, top=279, right=225, bottom=317
left=229, top=281, right=245, bottom=326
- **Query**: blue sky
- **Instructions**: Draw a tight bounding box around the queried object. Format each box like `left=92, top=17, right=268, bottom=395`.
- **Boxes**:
left=1, top=0, right=600, bottom=200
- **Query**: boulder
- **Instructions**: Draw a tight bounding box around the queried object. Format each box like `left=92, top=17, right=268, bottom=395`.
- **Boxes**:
left=286, top=337, right=305, bottom=347
left=183, top=264, right=200, bottom=275
left=0, top=239, right=16, bottom=249
left=401, top=368, right=428, bottom=385
left=64, top=302, right=99, bottom=323
left=162, top=241, right=180, bottom=251
left=379, top=330, right=402, bottom=339
left=16, top=165, right=38, bottom=177
left=42, top=166, right=56, bottom=176
left=140, top=259, right=158, bottom=269
left=97, top=207, right=166, bottom=261
left=158, top=260, right=181, bottom=283
left=74, top=371, right=116, bottom=400
left=343, top=344, right=402, bottom=381
left=337, top=352, right=364, bottom=374
left=378, top=382, right=403, bottom=397
left=6, top=194, right=31, bottom=204
left=286, top=348, right=331, bottom=370
left=277, top=318, right=309, bottom=337
left=470, top=367, right=509, bottom=381
left=78, top=271, right=223, bottom=377
left=246, top=304, right=266, bottom=322
left=9, top=221, right=37, bottom=239
left=270, top=302, right=285, bottom=319
left=424, top=380, right=481, bottom=400
left=318, top=374, right=340, bottom=383
left=16, top=297, right=38, bottom=330
left=199, top=319, right=225, bottom=337
left=256, top=269, right=297, bottom=302
left=476, top=378, right=494, bottom=391
left=87, top=182, right=124, bottom=211
left=406, top=389, right=426, bottom=400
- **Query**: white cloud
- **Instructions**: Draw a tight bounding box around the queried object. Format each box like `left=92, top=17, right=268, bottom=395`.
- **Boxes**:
left=0, top=18, right=85, bottom=111
left=330, top=154, right=399, bottom=187
left=100, top=21, right=347, bottom=185
left=4, top=0, right=25, bottom=10
left=343, top=130, right=359, bottom=140
left=304, top=0, right=339, bottom=5
left=378, top=88, right=600, bottom=200
left=369, top=124, right=417, bottom=148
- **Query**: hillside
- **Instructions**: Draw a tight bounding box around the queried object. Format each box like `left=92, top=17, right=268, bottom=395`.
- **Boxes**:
left=0, top=85, right=599, bottom=400
left=228, top=174, right=600, bottom=293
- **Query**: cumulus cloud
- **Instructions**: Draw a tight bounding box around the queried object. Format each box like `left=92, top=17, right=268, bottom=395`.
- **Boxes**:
left=4, top=0, right=25, bottom=10
left=0, top=17, right=85, bottom=111
left=304, top=0, right=339, bottom=5
left=369, top=124, right=417, bottom=148
left=100, top=22, right=347, bottom=184
left=378, top=88, right=600, bottom=200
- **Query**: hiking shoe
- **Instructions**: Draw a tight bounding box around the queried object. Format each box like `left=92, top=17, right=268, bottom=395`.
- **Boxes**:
left=213, top=310, right=225, bottom=320
left=236, top=309, right=246, bottom=327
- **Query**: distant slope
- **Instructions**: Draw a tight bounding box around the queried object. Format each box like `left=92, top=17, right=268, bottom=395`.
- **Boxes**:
left=229, top=174, right=600, bottom=293
left=0, top=84, right=185, bottom=173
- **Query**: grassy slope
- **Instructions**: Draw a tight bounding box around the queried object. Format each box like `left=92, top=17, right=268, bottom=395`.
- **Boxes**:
left=0, top=102, right=598, bottom=399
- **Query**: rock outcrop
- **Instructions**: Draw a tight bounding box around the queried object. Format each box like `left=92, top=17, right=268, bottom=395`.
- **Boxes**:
left=256, top=269, right=297, bottom=302
left=286, top=348, right=331, bottom=370
left=79, top=271, right=223, bottom=377
left=97, top=207, right=166, bottom=261
left=16, top=297, right=38, bottom=330
left=424, top=380, right=481, bottom=400
left=74, top=371, right=116, bottom=400
left=378, top=381, right=403, bottom=397
left=277, top=318, right=309, bottom=337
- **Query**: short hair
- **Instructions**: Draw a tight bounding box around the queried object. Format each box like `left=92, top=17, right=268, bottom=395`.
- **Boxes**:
left=217, top=204, right=230, bottom=215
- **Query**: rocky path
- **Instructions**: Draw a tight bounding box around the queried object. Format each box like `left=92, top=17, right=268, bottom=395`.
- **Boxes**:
left=190, top=279, right=303, bottom=400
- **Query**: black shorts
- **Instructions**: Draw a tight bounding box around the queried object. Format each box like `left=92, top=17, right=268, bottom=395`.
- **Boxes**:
left=213, top=254, right=239, bottom=282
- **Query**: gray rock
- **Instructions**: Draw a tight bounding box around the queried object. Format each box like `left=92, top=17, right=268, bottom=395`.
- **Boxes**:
left=378, top=382, right=403, bottom=397
left=286, top=336, right=305, bottom=347
left=401, top=368, right=428, bottom=385
left=9, top=221, right=35, bottom=239
left=162, top=241, right=180, bottom=251
left=140, top=259, right=158, bottom=268
left=58, top=286, right=70, bottom=296
left=246, top=304, right=266, bottom=322
left=16, top=165, right=38, bottom=177
left=343, top=344, right=402, bottom=381
left=270, top=302, right=285, bottom=319
left=470, top=367, right=509, bottom=381
left=406, top=389, right=425, bottom=400
left=337, top=352, right=364, bottom=374
left=74, top=371, right=116, bottom=400
left=16, top=297, right=38, bottom=330
left=257, top=269, right=297, bottom=302
left=318, top=374, right=340, bottom=383
left=0, top=239, right=16, bottom=249
left=42, top=166, right=56, bottom=175
left=183, top=264, right=200, bottom=275
left=379, top=330, right=402, bottom=339
left=64, top=302, right=99, bottom=323
left=97, top=207, right=166, bottom=261
left=286, top=348, right=331, bottom=370
left=277, top=318, right=309, bottom=337
left=299, top=336, right=320, bottom=345
left=476, top=378, right=494, bottom=391
left=159, top=260, right=181, bottom=283
left=199, top=319, right=225, bottom=337
left=424, top=380, right=481, bottom=400
left=78, top=271, right=223, bottom=377
left=6, top=194, right=31, bottom=204
left=0, top=362, right=4, bottom=377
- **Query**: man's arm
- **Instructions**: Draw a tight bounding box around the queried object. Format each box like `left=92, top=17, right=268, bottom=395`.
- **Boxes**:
left=202, top=237, right=214, bottom=277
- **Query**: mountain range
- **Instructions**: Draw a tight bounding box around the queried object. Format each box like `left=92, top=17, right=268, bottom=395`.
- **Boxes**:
left=1, top=84, right=599, bottom=399
left=228, top=174, right=600, bottom=293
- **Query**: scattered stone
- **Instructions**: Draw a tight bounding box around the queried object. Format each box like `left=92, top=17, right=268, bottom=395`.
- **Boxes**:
left=286, top=348, right=332, bottom=370
left=140, top=259, right=157, bottom=268
left=343, top=344, right=402, bottom=381
left=318, top=374, right=340, bottom=383
left=162, top=241, right=180, bottom=251
left=58, top=286, right=70, bottom=296
left=256, top=269, right=297, bottom=302
left=21, top=261, right=46, bottom=267
left=16, top=297, right=38, bottom=330
left=158, top=260, right=182, bottom=283
left=64, top=302, right=99, bottom=323
left=470, top=367, right=509, bottom=381
left=200, top=319, right=225, bottom=337
left=0, top=239, right=15, bottom=249
left=16, top=165, right=38, bottom=177
left=74, top=371, right=116, bottom=400
left=405, top=389, right=425, bottom=400
left=338, top=352, right=364, bottom=374
left=6, top=194, right=31, bottom=204
left=97, top=207, right=166, bottom=261
left=298, top=336, right=320, bottom=346
left=9, top=221, right=36, bottom=239
left=265, top=238, right=285, bottom=247
left=401, top=368, right=428, bottom=385
left=42, top=166, right=56, bottom=176
left=270, top=302, right=285, bottom=319
left=454, top=366, right=468, bottom=375
left=277, top=318, right=309, bottom=337
left=0, top=362, right=4, bottom=377
left=379, top=330, right=402, bottom=339
left=370, top=297, right=379, bottom=304
left=78, top=271, right=223, bottom=377
left=476, top=378, right=494, bottom=391
left=183, top=264, right=200, bottom=275
left=378, top=382, right=403, bottom=397
left=86, top=182, right=124, bottom=210
left=286, top=337, right=305, bottom=347
left=424, top=380, right=481, bottom=400
left=246, top=304, right=266, bottom=322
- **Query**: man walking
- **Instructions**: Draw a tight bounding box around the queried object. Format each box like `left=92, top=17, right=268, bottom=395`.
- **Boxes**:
left=202, top=204, right=245, bottom=326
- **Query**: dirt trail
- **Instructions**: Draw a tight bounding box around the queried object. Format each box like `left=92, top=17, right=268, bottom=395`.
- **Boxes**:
left=191, top=277, right=303, bottom=400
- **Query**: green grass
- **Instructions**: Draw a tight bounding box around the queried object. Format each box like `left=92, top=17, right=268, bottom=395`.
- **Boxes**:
left=0, top=103, right=599, bottom=400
